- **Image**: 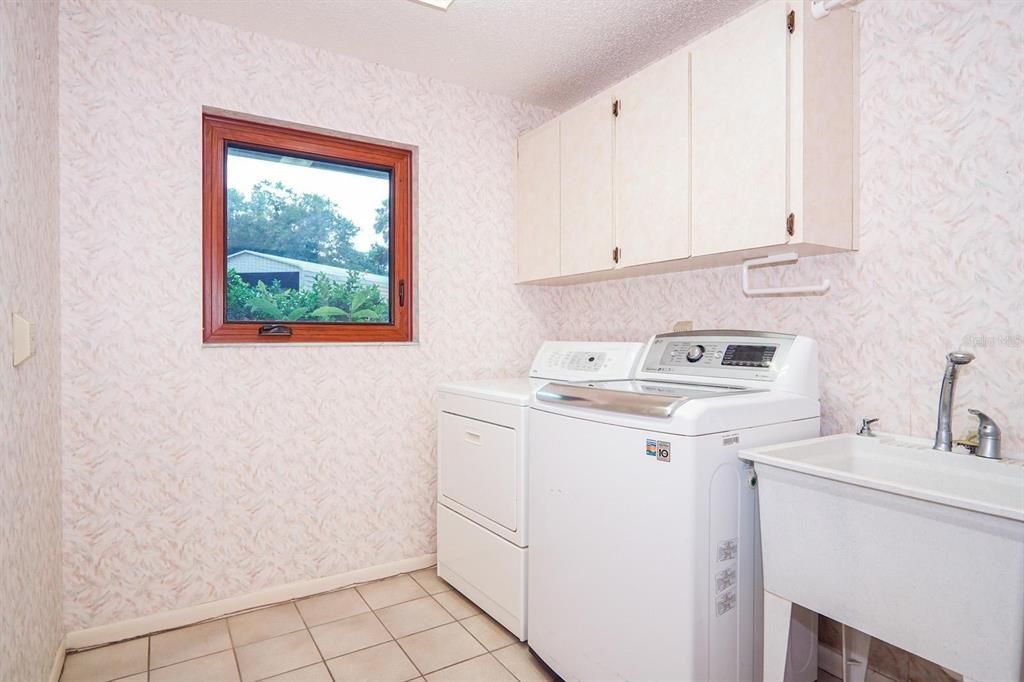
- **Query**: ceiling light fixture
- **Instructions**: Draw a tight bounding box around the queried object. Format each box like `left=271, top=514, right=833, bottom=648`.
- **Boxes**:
left=409, top=0, right=455, bottom=9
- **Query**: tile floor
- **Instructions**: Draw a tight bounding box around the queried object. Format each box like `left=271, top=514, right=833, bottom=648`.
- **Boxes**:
left=60, top=567, right=555, bottom=682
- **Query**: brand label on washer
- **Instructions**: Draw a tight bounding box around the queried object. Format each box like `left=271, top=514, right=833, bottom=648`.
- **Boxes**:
left=646, top=438, right=671, bottom=462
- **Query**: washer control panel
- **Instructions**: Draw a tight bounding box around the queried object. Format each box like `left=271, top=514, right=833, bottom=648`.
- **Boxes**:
left=640, top=332, right=795, bottom=382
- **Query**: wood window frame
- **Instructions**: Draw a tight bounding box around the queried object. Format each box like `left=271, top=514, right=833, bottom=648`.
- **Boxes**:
left=202, top=113, right=413, bottom=344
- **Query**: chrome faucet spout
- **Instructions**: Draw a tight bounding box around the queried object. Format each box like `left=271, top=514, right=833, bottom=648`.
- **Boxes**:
left=933, top=351, right=974, bottom=451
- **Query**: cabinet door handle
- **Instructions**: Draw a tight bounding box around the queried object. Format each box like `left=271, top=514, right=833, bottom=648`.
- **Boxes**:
left=464, top=431, right=482, bottom=444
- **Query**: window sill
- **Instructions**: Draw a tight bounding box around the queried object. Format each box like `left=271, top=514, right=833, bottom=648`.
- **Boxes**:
left=201, top=341, right=420, bottom=349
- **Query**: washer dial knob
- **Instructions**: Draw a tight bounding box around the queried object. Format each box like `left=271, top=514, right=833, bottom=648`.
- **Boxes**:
left=686, top=344, right=705, bottom=362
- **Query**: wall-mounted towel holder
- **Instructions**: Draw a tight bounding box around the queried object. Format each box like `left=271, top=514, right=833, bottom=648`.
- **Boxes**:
left=741, top=252, right=831, bottom=297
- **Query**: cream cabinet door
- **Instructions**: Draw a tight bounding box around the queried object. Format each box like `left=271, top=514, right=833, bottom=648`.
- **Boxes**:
left=614, top=49, right=690, bottom=267
left=515, top=119, right=560, bottom=282
left=691, top=1, right=789, bottom=256
left=560, top=90, right=616, bottom=276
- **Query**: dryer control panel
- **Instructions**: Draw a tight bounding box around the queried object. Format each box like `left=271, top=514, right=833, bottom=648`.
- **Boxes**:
left=529, top=341, right=645, bottom=382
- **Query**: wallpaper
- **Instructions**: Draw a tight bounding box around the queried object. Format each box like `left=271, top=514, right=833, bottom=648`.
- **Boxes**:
left=59, top=0, right=1022, bottom=636
left=58, top=0, right=557, bottom=631
left=553, top=0, right=1024, bottom=453
left=0, top=0, right=65, bottom=679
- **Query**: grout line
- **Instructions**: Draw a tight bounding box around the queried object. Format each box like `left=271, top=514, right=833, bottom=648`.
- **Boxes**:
left=224, top=618, right=243, bottom=682
left=148, top=644, right=235, bottom=672
left=421, top=651, right=500, bottom=679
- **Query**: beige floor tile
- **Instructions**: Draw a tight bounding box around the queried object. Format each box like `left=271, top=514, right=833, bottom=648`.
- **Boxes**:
left=150, top=620, right=232, bottom=669
left=325, top=641, right=420, bottom=682
left=309, top=611, right=392, bottom=660
left=376, top=596, right=454, bottom=639
left=235, top=629, right=321, bottom=682
left=492, top=643, right=555, bottom=682
left=297, top=589, right=370, bottom=627
left=356, top=575, right=428, bottom=610
left=113, top=675, right=148, bottom=682
left=228, top=603, right=306, bottom=646
left=61, top=638, right=149, bottom=682
left=408, top=568, right=451, bottom=595
left=262, top=662, right=334, bottom=682
left=150, top=650, right=239, bottom=682
left=397, top=623, right=485, bottom=674
left=425, top=654, right=516, bottom=682
left=459, top=614, right=516, bottom=651
left=432, top=591, right=481, bottom=620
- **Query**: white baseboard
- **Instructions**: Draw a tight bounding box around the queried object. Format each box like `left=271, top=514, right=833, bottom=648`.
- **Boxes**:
left=819, top=643, right=843, bottom=679
left=66, top=553, right=436, bottom=650
left=48, top=635, right=66, bottom=682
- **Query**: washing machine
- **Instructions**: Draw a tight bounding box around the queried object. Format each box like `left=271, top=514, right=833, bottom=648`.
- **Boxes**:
left=436, top=341, right=644, bottom=639
left=527, top=330, right=821, bottom=682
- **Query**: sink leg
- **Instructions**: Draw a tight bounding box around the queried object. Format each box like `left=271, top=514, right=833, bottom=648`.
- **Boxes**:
left=763, top=591, right=792, bottom=682
left=841, top=625, right=872, bottom=682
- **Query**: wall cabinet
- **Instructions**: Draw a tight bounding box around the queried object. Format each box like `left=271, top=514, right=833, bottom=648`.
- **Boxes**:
left=614, top=48, right=690, bottom=268
left=515, top=0, right=858, bottom=285
left=690, top=0, right=789, bottom=256
left=559, top=90, right=616, bottom=276
left=515, top=119, right=560, bottom=282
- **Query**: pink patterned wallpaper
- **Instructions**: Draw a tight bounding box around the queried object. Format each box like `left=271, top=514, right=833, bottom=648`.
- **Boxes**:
left=552, top=0, right=1024, bottom=452
left=1, top=0, right=65, bottom=678
left=58, top=0, right=1022, bottom=635
left=59, top=0, right=558, bottom=631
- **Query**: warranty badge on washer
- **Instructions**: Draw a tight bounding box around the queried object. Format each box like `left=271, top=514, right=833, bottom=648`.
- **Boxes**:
left=646, top=438, right=671, bottom=462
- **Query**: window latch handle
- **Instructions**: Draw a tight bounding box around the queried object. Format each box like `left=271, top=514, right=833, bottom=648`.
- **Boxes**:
left=399, top=280, right=406, bottom=307
left=259, top=324, right=292, bottom=336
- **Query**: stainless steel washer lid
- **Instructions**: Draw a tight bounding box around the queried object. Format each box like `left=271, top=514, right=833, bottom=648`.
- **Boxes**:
left=535, top=379, right=761, bottom=418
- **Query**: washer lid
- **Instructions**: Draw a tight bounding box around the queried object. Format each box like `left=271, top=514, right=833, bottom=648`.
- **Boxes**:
left=536, top=379, right=760, bottom=418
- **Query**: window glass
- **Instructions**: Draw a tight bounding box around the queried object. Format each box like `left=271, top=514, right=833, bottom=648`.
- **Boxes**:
left=224, top=146, right=392, bottom=324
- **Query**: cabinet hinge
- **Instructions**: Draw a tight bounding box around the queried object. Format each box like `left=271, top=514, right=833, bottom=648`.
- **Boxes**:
left=612, top=99, right=620, bottom=117
left=786, top=213, right=795, bottom=237
left=612, top=246, right=621, bottom=263
left=787, top=10, right=795, bottom=34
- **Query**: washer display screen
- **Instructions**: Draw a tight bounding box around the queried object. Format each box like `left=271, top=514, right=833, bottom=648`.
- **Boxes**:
left=722, top=345, right=776, bottom=368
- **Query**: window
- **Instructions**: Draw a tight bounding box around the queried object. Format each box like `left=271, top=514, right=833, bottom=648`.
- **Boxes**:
left=202, top=114, right=413, bottom=343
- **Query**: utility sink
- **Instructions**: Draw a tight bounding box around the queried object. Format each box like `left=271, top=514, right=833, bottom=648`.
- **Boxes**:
left=741, top=434, right=1024, bottom=682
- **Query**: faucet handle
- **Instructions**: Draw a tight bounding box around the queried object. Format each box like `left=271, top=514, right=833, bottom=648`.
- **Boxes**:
left=968, top=409, right=1002, bottom=459
left=857, top=417, right=879, bottom=437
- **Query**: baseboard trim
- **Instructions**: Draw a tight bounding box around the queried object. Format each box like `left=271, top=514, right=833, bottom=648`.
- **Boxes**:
left=66, top=553, right=436, bottom=650
left=48, top=635, right=66, bottom=682
left=819, top=643, right=843, bottom=679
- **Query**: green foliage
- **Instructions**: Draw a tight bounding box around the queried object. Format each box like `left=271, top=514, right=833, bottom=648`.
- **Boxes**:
left=226, top=269, right=389, bottom=323
left=227, top=182, right=390, bottom=276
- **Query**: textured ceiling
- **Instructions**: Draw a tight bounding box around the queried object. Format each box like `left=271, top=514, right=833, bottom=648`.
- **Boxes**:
left=137, top=0, right=760, bottom=110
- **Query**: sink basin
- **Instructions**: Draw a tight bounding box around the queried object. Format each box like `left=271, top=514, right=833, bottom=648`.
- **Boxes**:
left=740, top=433, right=1024, bottom=682
left=745, top=432, right=1024, bottom=521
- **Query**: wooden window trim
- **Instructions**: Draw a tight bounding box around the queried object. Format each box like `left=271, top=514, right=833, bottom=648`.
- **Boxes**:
left=202, top=114, right=413, bottom=344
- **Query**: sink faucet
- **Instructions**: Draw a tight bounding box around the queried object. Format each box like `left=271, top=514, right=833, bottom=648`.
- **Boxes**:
left=933, top=351, right=974, bottom=451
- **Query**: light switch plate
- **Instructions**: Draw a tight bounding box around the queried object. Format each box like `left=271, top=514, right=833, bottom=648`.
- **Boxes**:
left=12, top=313, right=34, bottom=366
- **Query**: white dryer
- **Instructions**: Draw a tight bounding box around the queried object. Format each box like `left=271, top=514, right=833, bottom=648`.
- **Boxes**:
left=436, top=341, right=644, bottom=639
left=527, top=330, right=821, bottom=682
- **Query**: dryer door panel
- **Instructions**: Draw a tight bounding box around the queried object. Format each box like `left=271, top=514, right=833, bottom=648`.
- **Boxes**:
left=439, top=413, right=518, bottom=532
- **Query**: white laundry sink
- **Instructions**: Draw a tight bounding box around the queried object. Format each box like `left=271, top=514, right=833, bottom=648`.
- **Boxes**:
left=741, top=434, right=1024, bottom=682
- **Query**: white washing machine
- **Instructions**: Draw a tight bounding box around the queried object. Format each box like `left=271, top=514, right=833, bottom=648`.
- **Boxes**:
left=528, top=330, right=821, bottom=682
left=436, top=341, right=644, bottom=639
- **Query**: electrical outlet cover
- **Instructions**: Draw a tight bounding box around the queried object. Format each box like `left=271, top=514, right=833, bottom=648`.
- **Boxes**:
left=12, top=313, right=34, bottom=366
